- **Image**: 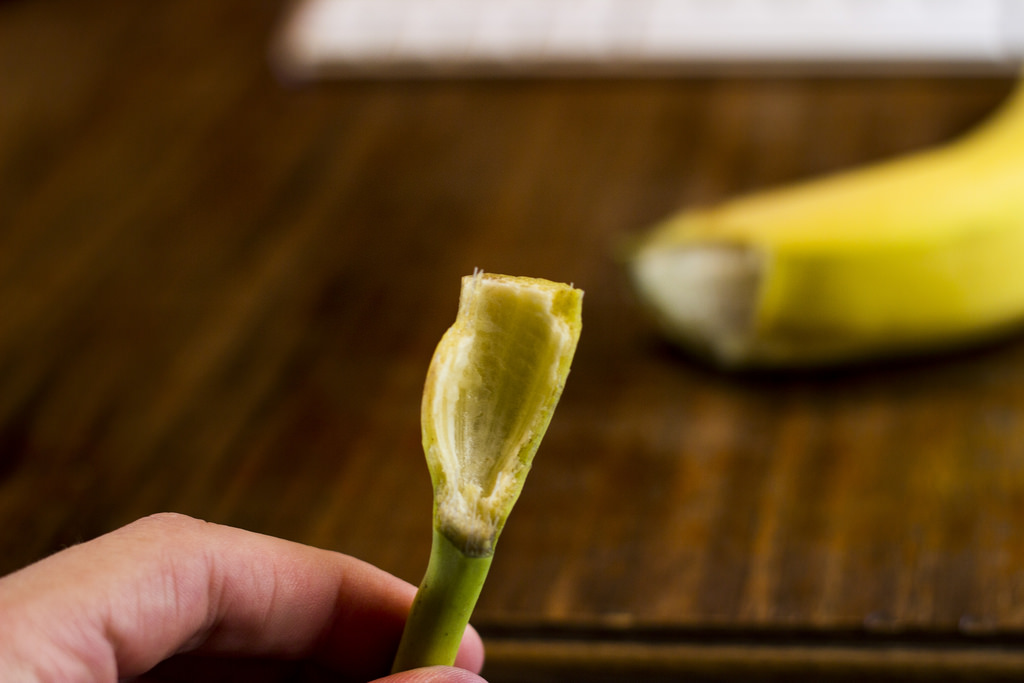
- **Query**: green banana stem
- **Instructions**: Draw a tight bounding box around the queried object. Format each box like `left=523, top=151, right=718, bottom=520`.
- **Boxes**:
left=392, top=273, right=582, bottom=672
left=391, top=527, right=494, bottom=672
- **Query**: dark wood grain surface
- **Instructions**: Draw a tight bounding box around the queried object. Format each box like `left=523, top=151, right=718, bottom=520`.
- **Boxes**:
left=2, top=1, right=1022, bottom=680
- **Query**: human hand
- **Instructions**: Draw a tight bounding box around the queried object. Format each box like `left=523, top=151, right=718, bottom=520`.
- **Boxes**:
left=0, top=513, right=486, bottom=682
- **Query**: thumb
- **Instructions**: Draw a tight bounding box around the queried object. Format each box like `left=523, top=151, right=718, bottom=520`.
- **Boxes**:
left=372, top=665, right=488, bottom=683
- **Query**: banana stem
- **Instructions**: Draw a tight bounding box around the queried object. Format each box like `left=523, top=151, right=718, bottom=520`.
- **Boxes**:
left=391, top=527, right=494, bottom=673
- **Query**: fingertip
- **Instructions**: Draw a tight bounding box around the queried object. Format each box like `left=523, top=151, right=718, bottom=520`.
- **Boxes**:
left=374, top=665, right=488, bottom=683
left=453, top=624, right=485, bottom=674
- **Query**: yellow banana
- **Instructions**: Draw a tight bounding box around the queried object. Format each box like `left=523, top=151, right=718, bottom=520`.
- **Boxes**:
left=629, top=78, right=1024, bottom=368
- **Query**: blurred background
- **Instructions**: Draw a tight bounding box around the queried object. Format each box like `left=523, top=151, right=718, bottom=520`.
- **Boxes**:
left=2, top=1, right=1024, bottom=680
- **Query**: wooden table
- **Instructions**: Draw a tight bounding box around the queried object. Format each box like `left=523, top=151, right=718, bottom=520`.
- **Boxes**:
left=2, top=1, right=1022, bottom=680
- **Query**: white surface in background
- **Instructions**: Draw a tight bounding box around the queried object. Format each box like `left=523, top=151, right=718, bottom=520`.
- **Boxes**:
left=274, top=0, right=1024, bottom=78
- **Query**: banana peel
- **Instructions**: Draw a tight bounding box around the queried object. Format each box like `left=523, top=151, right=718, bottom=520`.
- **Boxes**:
left=629, top=77, right=1024, bottom=368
